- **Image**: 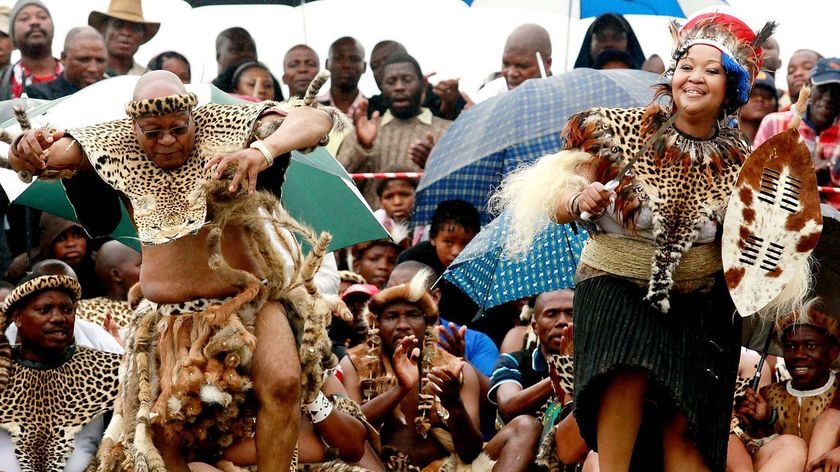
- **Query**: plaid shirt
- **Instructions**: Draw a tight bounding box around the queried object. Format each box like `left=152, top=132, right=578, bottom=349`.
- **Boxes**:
left=754, top=109, right=840, bottom=208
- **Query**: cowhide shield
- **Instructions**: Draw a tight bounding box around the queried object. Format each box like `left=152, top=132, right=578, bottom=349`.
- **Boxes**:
left=722, top=127, right=823, bottom=317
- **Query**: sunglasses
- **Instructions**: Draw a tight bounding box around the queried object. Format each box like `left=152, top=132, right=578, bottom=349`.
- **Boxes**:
left=135, top=117, right=192, bottom=140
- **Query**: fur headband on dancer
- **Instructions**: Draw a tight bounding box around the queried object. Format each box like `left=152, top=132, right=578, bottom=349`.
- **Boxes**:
left=125, top=92, right=199, bottom=118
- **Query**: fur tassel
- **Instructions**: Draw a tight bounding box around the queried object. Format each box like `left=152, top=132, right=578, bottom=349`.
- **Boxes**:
left=407, top=268, right=433, bottom=303
left=490, top=150, right=591, bottom=257
left=789, top=85, right=810, bottom=130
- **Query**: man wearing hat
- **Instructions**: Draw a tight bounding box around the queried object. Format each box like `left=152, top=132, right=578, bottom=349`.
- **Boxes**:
left=0, top=0, right=61, bottom=100
left=89, top=0, right=160, bottom=76
left=0, top=6, right=12, bottom=71
left=755, top=57, right=840, bottom=210
left=339, top=269, right=486, bottom=470
left=739, top=70, right=779, bottom=143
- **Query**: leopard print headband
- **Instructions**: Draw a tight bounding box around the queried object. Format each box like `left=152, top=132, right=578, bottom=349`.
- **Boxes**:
left=0, top=275, right=81, bottom=315
left=125, top=92, right=199, bottom=118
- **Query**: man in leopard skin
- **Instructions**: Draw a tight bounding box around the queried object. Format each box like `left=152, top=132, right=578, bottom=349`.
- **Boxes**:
left=0, top=273, right=121, bottom=471
left=735, top=304, right=840, bottom=471
left=8, top=70, right=337, bottom=471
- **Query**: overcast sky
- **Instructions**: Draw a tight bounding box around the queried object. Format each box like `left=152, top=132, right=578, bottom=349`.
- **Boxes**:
left=7, top=0, right=838, bottom=98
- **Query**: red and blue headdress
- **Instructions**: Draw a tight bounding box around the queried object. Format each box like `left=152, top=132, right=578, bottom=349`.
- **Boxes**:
left=669, top=13, right=776, bottom=109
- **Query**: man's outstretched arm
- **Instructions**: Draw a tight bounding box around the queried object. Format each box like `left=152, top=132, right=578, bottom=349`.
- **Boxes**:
left=207, top=106, right=333, bottom=194
left=9, top=129, right=88, bottom=175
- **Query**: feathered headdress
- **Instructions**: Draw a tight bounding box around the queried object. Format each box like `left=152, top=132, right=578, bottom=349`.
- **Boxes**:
left=367, top=269, right=438, bottom=324
left=669, top=13, right=776, bottom=108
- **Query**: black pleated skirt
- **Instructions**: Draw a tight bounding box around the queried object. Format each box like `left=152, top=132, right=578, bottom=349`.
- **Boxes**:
left=572, top=274, right=741, bottom=472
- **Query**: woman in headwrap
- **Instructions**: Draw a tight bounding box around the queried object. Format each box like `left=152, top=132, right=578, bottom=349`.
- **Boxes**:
left=573, top=13, right=646, bottom=70
left=496, top=13, right=778, bottom=472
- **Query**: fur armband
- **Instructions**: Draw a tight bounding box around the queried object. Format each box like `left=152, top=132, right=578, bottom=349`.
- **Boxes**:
left=304, top=391, right=333, bottom=424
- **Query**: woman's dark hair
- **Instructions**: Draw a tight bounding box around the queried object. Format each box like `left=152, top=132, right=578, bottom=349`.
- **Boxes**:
left=147, top=51, right=191, bottom=82
left=212, top=62, right=284, bottom=101
left=429, top=200, right=480, bottom=238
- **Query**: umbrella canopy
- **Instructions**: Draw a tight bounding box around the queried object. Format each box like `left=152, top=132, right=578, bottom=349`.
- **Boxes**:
left=186, top=0, right=307, bottom=5
left=443, top=206, right=587, bottom=309
left=462, top=0, right=727, bottom=17
left=415, top=68, right=657, bottom=225
left=0, top=76, right=386, bottom=252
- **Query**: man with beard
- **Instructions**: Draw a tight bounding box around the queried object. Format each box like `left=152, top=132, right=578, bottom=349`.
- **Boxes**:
left=26, top=26, right=107, bottom=100
left=318, top=36, right=366, bottom=118
left=88, top=0, right=159, bottom=76
left=0, top=0, right=60, bottom=100
left=336, top=53, right=451, bottom=207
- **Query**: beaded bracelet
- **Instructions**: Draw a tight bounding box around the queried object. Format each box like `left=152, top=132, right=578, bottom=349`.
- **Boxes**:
left=566, top=192, right=582, bottom=218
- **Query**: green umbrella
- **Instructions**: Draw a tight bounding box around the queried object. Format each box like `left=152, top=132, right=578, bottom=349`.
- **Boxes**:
left=0, top=76, right=386, bottom=252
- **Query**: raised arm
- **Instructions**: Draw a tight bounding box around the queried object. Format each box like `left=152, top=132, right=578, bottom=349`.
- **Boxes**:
left=207, top=105, right=333, bottom=194
left=8, top=129, right=89, bottom=175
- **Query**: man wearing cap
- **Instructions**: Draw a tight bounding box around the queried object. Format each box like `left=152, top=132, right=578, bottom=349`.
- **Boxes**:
left=0, top=0, right=61, bottom=100
left=739, top=70, right=779, bottom=143
left=755, top=57, right=840, bottom=209
left=89, top=0, right=159, bottom=76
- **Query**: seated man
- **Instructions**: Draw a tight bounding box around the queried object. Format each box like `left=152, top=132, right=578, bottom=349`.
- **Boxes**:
left=0, top=273, right=121, bottom=471
left=9, top=70, right=336, bottom=471
left=488, top=289, right=577, bottom=472
left=339, top=269, right=485, bottom=470
left=736, top=306, right=840, bottom=472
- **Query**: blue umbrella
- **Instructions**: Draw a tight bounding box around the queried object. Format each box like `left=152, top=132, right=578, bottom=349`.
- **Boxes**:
left=415, top=68, right=657, bottom=225
left=462, top=0, right=727, bottom=18
left=443, top=207, right=588, bottom=309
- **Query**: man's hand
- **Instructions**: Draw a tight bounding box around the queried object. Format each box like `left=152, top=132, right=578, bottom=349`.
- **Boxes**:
left=435, top=322, right=466, bottom=358
left=205, top=147, right=269, bottom=194
left=353, top=99, right=379, bottom=149
left=808, top=447, right=840, bottom=472
left=408, top=132, right=435, bottom=168
left=430, top=74, right=461, bottom=119
left=736, top=387, right=769, bottom=428
left=427, top=361, right=464, bottom=409
left=103, top=312, right=124, bottom=347
left=10, top=128, right=65, bottom=172
left=559, top=322, right=574, bottom=357
left=393, top=335, right=420, bottom=392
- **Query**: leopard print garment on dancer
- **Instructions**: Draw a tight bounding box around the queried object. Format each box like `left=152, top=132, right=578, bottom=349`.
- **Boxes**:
left=563, top=106, right=749, bottom=311
left=0, top=346, right=120, bottom=472
left=66, top=100, right=276, bottom=245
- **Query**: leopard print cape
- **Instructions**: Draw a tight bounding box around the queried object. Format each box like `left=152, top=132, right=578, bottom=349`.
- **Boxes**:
left=563, top=106, right=749, bottom=312
left=65, top=101, right=281, bottom=245
left=0, top=346, right=120, bottom=472
left=76, top=296, right=133, bottom=329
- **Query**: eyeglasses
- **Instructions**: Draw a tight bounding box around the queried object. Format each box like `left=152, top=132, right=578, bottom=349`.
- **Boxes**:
left=135, top=117, right=192, bottom=140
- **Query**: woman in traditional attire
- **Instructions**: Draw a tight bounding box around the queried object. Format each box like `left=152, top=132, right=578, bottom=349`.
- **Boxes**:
left=495, top=13, right=781, bottom=472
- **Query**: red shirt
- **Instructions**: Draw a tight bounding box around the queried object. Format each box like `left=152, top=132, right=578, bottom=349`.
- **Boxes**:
left=10, top=59, right=63, bottom=98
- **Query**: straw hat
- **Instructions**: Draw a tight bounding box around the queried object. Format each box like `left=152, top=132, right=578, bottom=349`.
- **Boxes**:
left=0, top=6, right=10, bottom=36
left=88, top=0, right=160, bottom=45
